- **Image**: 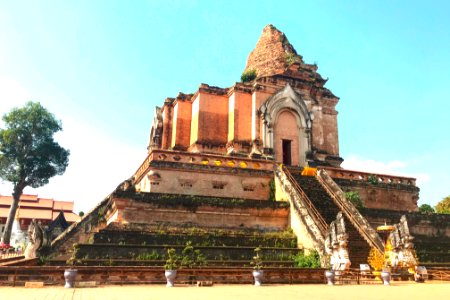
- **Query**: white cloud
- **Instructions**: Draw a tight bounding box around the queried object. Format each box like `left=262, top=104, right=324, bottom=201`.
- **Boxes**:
left=342, top=155, right=430, bottom=186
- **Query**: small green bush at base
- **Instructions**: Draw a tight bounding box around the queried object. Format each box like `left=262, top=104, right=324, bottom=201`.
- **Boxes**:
left=291, top=250, right=320, bottom=268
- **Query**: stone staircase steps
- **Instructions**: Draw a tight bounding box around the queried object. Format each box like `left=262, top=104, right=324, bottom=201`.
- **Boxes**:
left=286, top=168, right=372, bottom=266
left=48, top=258, right=297, bottom=268
left=72, top=244, right=302, bottom=266
left=94, top=227, right=297, bottom=248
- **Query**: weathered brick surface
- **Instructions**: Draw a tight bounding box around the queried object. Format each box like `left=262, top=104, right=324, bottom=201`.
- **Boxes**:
left=244, top=24, right=302, bottom=77
left=110, top=197, right=289, bottom=231
left=0, top=266, right=328, bottom=286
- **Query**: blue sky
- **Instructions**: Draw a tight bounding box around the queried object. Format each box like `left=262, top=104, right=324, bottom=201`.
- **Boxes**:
left=1, top=0, right=449, bottom=212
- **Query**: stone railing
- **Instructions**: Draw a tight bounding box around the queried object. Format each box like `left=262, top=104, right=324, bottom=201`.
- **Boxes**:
left=276, top=166, right=327, bottom=252
left=134, top=149, right=274, bottom=183
left=321, top=166, right=416, bottom=186
left=316, top=169, right=384, bottom=255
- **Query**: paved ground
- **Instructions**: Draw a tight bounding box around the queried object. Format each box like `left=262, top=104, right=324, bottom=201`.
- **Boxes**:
left=1, top=282, right=449, bottom=300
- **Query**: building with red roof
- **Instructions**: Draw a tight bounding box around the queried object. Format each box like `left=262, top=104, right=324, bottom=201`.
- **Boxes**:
left=0, top=194, right=80, bottom=236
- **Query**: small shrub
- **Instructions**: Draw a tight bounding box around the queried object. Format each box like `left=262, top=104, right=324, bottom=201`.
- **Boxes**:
left=250, top=247, right=263, bottom=270
left=66, top=243, right=81, bottom=266
left=345, top=191, right=364, bottom=210
left=164, top=248, right=180, bottom=270
left=181, top=241, right=207, bottom=268
left=38, top=255, right=50, bottom=266
left=268, top=179, right=276, bottom=201
left=367, top=175, right=379, bottom=185
left=241, top=69, right=257, bottom=82
left=291, top=250, right=320, bottom=268
left=136, top=251, right=161, bottom=260
left=97, top=206, right=106, bottom=222
left=285, top=52, right=300, bottom=66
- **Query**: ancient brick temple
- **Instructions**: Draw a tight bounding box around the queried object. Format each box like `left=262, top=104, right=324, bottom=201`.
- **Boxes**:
left=133, top=24, right=418, bottom=211
left=49, top=25, right=449, bottom=270
left=149, top=25, right=340, bottom=167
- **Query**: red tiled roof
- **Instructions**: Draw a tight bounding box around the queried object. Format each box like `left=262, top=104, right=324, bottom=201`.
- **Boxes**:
left=0, top=194, right=80, bottom=223
left=53, top=200, right=74, bottom=211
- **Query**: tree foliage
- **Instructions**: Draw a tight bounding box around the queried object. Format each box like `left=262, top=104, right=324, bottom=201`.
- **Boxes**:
left=345, top=191, right=365, bottom=210
left=418, top=204, right=435, bottom=214
left=0, top=102, right=69, bottom=188
left=435, top=196, right=450, bottom=214
left=0, top=101, right=69, bottom=245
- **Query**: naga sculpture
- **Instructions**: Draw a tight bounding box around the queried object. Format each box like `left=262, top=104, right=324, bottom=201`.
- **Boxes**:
left=24, top=219, right=50, bottom=259
left=387, top=215, right=417, bottom=270
left=325, top=212, right=351, bottom=271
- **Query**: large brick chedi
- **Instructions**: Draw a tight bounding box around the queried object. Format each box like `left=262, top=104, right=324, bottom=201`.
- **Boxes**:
left=147, top=24, right=341, bottom=167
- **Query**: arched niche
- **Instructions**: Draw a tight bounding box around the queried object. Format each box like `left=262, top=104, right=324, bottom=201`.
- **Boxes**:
left=259, top=84, right=312, bottom=166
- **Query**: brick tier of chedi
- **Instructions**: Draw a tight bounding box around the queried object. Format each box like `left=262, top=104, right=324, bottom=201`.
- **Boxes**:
left=47, top=25, right=449, bottom=271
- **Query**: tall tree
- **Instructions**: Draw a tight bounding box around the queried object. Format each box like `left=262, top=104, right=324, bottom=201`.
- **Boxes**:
left=435, top=196, right=450, bottom=214
left=0, top=102, right=69, bottom=246
left=418, top=204, right=435, bottom=214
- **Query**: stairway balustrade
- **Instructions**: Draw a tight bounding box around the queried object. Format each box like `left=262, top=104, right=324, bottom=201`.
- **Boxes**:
left=316, top=169, right=384, bottom=256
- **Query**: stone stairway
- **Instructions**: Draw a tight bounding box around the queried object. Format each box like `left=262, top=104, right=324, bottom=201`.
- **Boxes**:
left=286, top=167, right=372, bottom=266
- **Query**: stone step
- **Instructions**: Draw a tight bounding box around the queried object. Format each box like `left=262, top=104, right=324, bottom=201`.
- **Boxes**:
left=49, top=258, right=297, bottom=268
left=74, top=244, right=302, bottom=262
left=93, top=231, right=297, bottom=248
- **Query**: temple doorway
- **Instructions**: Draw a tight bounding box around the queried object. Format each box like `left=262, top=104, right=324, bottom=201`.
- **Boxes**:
left=282, top=139, right=292, bottom=165
left=274, top=110, right=300, bottom=165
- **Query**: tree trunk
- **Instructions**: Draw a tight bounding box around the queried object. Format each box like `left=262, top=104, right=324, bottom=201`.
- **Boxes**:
left=1, top=185, right=24, bottom=246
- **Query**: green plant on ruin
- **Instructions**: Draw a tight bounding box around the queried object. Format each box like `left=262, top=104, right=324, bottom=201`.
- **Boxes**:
left=114, top=191, right=290, bottom=210
left=87, top=235, right=95, bottom=244
left=268, top=178, right=276, bottom=201
left=291, top=250, right=320, bottom=268
left=97, top=206, right=106, bottom=223
left=345, top=191, right=365, bottom=210
left=285, top=52, right=300, bottom=66
left=241, top=69, right=257, bottom=82
left=105, top=257, right=116, bottom=266
left=38, top=255, right=50, bottom=266
left=136, top=250, right=161, bottom=261
left=250, top=247, right=263, bottom=270
left=367, top=175, right=379, bottom=185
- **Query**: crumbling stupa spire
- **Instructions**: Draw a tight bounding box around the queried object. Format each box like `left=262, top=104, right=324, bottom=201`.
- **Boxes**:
left=243, top=24, right=304, bottom=78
